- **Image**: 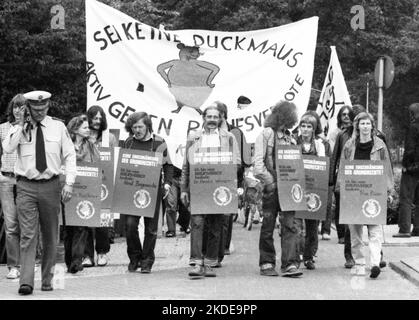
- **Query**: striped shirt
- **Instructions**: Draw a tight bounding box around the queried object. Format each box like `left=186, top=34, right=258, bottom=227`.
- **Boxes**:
left=0, top=121, right=17, bottom=172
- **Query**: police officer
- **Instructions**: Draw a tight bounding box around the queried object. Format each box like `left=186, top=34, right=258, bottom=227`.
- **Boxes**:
left=3, top=90, right=76, bottom=295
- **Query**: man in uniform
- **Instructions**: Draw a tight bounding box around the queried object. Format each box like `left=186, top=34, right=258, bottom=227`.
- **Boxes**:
left=3, top=90, right=76, bottom=295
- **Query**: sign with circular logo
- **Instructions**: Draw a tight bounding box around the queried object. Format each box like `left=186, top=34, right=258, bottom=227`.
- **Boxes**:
left=291, top=184, right=303, bottom=203
left=133, top=189, right=151, bottom=209
left=76, top=201, right=95, bottom=220
left=213, top=186, right=233, bottom=206
left=306, top=193, right=322, bottom=212
left=362, top=199, right=381, bottom=218
left=101, top=184, right=108, bottom=201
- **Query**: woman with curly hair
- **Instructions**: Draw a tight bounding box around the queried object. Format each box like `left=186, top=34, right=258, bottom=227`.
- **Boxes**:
left=341, top=112, right=394, bottom=279
left=254, top=101, right=303, bottom=277
left=63, top=114, right=100, bottom=274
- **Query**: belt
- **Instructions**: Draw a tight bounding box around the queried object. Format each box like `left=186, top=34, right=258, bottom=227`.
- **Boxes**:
left=16, top=175, right=58, bottom=183
left=1, top=171, right=15, bottom=178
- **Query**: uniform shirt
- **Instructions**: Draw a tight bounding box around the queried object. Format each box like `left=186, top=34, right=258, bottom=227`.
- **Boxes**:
left=2, top=116, right=77, bottom=184
left=0, top=121, right=17, bottom=172
left=200, top=128, right=221, bottom=148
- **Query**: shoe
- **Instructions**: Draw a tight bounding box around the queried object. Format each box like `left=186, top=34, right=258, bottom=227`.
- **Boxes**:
left=392, top=232, right=411, bottom=238
left=165, top=231, right=175, bottom=238
left=344, top=258, right=355, bottom=269
left=379, top=260, right=387, bottom=268
left=282, top=265, right=303, bottom=277
left=188, top=265, right=205, bottom=278
left=338, top=238, right=345, bottom=244
left=41, top=284, right=53, bottom=291
left=140, top=267, right=151, bottom=274
left=6, top=267, right=20, bottom=279
left=370, top=266, right=381, bottom=279
left=97, top=254, right=108, bottom=267
left=211, top=261, right=222, bottom=268
left=180, top=226, right=191, bottom=234
left=82, top=257, right=94, bottom=267
left=304, top=260, right=316, bottom=270
left=69, top=262, right=83, bottom=274
left=224, top=249, right=230, bottom=255
left=351, top=265, right=366, bottom=276
left=204, top=265, right=216, bottom=277
left=128, top=261, right=138, bottom=272
left=321, top=234, right=331, bottom=240
left=18, top=284, right=33, bottom=295
left=260, top=267, right=279, bottom=276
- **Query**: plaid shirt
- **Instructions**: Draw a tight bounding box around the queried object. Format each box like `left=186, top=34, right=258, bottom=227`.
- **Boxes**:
left=0, top=121, right=18, bottom=172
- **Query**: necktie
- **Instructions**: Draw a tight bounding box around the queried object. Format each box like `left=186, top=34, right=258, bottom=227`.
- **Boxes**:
left=36, top=122, right=47, bottom=173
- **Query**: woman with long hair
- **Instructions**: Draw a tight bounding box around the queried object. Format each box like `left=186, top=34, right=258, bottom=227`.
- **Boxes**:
left=341, top=112, right=394, bottom=278
left=63, top=114, right=100, bottom=274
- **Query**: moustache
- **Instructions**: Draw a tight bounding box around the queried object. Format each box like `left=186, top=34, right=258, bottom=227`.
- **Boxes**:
left=207, top=121, right=217, bottom=125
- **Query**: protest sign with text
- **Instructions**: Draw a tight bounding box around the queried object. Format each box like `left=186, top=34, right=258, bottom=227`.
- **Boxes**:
left=112, top=148, right=162, bottom=217
left=275, top=144, right=306, bottom=211
left=339, top=160, right=387, bottom=225
left=296, top=155, right=329, bottom=220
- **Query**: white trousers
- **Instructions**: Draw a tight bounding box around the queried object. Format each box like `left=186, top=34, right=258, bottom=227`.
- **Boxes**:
left=348, top=224, right=382, bottom=267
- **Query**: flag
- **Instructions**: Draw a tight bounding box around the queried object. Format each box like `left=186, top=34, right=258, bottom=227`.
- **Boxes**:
left=316, top=46, right=352, bottom=138
left=86, top=0, right=318, bottom=168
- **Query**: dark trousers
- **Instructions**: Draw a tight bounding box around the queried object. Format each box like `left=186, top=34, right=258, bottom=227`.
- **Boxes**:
left=320, top=186, right=333, bottom=235
left=398, top=172, right=419, bottom=233
left=191, top=214, right=223, bottom=266
left=125, top=210, right=159, bottom=269
left=64, top=226, right=88, bottom=269
left=303, top=219, right=319, bottom=261
left=16, top=178, right=61, bottom=288
left=334, top=191, right=345, bottom=239
left=84, top=227, right=110, bottom=261
left=259, top=191, right=301, bottom=269
left=165, top=177, right=191, bottom=233
left=203, top=214, right=231, bottom=263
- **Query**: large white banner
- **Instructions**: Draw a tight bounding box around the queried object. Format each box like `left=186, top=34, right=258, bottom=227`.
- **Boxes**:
left=86, top=0, right=318, bottom=167
left=316, top=46, right=352, bottom=138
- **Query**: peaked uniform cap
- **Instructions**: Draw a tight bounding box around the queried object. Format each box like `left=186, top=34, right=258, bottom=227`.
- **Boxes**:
left=24, top=90, right=51, bottom=107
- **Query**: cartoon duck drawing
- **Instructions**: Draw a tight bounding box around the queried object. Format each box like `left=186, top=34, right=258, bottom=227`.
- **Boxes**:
left=157, top=43, right=220, bottom=115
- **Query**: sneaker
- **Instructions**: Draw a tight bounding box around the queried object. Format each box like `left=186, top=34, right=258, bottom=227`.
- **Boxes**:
left=344, top=257, right=355, bottom=269
left=6, top=268, right=20, bottom=279
left=188, top=265, right=205, bottom=278
left=392, top=232, right=411, bottom=238
left=97, top=254, right=108, bottom=267
left=260, top=267, right=279, bottom=276
left=304, top=260, right=316, bottom=270
left=82, top=257, right=94, bottom=267
left=204, top=265, right=216, bottom=277
left=370, top=266, right=381, bottom=279
left=321, top=233, right=331, bottom=240
left=128, top=261, right=138, bottom=272
left=282, top=265, right=303, bottom=277
left=351, top=265, right=366, bottom=276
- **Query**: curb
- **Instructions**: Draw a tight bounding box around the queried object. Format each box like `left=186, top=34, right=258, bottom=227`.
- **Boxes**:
left=389, top=261, right=419, bottom=287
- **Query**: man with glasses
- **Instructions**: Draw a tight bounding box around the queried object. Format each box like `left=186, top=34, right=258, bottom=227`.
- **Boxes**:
left=3, top=90, right=76, bottom=295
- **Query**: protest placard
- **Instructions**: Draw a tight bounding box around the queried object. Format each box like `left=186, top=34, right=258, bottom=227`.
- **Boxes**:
left=275, top=144, right=306, bottom=211
left=339, top=160, right=387, bottom=225
left=296, top=155, right=329, bottom=220
left=61, top=162, right=102, bottom=227
left=112, top=148, right=162, bottom=217
left=99, top=147, right=114, bottom=210
left=190, top=147, right=237, bottom=215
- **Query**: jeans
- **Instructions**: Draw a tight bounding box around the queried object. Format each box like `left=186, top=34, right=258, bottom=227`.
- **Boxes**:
left=0, top=176, right=20, bottom=269
left=165, top=177, right=190, bottom=233
left=84, top=227, right=111, bottom=261
left=303, top=219, right=319, bottom=261
left=125, top=210, right=159, bottom=269
left=64, top=226, right=88, bottom=269
left=320, top=186, right=333, bottom=235
left=398, top=172, right=419, bottom=233
left=259, top=190, right=301, bottom=270
left=349, top=224, right=382, bottom=267
left=203, top=214, right=231, bottom=263
left=190, top=214, right=223, bottom=266
left=16, top=177, right=61, bottom=288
